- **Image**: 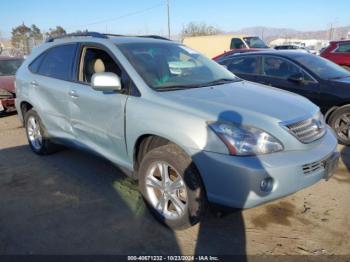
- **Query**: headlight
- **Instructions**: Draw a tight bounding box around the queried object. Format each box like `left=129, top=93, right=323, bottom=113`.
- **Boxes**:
left=209, top=122, right=284, bottom=156
left=0, top=88, right=13, bottom=98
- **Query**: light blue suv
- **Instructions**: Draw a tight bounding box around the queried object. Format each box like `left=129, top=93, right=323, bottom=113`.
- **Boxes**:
left=15, top=32, right=339, bottom=229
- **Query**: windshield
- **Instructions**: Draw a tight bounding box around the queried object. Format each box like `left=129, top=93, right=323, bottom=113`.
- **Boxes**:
left=293, top=54, right=350, bottom=80
left=243, top=37, right=268, bottom=48
left=0, top=59, right=23, bottom=76
left=118, top=42, right=239, bottom=90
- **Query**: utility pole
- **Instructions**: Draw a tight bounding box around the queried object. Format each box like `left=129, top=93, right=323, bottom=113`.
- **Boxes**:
left=167, top=0, right=171, bottom=39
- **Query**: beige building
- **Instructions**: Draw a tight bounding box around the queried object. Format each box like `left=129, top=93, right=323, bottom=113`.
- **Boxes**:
left=183, top=34, right=255, bottom=58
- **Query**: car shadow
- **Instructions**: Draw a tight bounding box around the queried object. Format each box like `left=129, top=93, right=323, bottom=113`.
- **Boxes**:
left=0, top=145, right=180, bottom=254
left=0, top=111, right=17, bottom=118
left=340, top=146, right=350, bottom=172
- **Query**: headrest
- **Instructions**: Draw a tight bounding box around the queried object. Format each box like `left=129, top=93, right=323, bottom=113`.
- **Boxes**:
left=94, top=59, right=105, bottom=73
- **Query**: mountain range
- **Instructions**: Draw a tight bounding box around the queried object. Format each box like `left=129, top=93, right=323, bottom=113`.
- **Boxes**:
left=230, top=25, right=350, bottom=42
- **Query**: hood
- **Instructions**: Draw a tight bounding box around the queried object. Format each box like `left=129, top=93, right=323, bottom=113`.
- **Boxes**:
left=160, top=80, right=318, bottom=125
left=0, top=76, right=15, bottom=93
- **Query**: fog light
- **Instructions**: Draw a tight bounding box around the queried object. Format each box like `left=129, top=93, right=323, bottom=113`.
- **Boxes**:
left=260, top=177, right=274, bottom=193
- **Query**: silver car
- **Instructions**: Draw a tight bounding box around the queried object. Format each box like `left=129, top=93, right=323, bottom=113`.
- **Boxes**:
left=15, top=32, right=339, bottom=229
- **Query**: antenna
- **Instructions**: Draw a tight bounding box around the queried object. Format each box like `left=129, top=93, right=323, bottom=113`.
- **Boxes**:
left=167, top=0, right=171, bottom=39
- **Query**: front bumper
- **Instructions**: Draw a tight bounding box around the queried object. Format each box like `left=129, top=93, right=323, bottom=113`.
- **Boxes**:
left=191, top=128, right=338, bottom=209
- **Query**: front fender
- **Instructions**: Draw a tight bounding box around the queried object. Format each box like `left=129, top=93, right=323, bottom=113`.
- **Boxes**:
left=125, top=96, right=229, bottom=164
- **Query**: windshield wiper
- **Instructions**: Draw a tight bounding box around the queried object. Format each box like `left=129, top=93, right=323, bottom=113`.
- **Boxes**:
left=154, top=78, right=239, bottom=92
left=328, top=75, right=350, bottom=80
left=155, top=85, right=197, bottom=92
left=196, top=78, right=240, bottom=87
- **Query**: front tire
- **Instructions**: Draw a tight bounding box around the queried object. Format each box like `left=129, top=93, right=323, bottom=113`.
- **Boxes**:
left=25, top=109, right=60, bottom=155
left=329, top=107, right=350, bottom=146
left=139, top=144, right=206, bottom=230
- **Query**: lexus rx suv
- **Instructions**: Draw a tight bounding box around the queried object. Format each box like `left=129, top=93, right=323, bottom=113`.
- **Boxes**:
left=15, top=32, right=339, bottom=229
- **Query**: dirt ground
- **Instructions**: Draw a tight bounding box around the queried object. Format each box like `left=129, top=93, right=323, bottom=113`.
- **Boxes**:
left=0, top=113, right=349, bottom=256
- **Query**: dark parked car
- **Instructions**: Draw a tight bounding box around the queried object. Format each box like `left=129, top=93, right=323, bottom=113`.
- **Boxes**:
left=215, top=50, right=350, bottom=145
left=212, top=48, right=264, bottom=61
left=320, top=40, right=350, bottom=71
left=274, top=44, right=311, bottom=53
left=0, top=56, right=24, bottom=113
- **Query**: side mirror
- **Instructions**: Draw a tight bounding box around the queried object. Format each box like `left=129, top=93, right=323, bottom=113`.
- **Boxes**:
left=287, top=73, right=304, bottom=84
left=91, top=72, right=122, bottom=92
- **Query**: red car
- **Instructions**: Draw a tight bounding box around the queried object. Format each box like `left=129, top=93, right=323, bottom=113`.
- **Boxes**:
left=320, top=40, right=350, bottom=71
left=0, top=56, right=24, bottom=113
left=212, top=48, right=266, bottom=61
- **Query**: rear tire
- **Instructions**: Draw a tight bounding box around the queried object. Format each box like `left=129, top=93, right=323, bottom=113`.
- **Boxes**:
left=24, top=109, right=61, bottom=155
left=329, top=107, right=350, bottom=146
left=139, top=143, right=207, bottom=230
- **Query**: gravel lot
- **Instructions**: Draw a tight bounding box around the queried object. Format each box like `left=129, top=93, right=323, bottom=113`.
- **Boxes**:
left=0, top=113, right=349, bottom=256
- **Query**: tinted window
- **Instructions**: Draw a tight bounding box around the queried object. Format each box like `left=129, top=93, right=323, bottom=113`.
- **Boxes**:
left=0, top=59, right=23, bottom=76
left=37, top=44, right=76, bottom=80
left=29, top=53, right=46, bottom=73
left=230, top=38, right=245, bottom=49
left=80, top=47, right=121, bottom=83
left=262, top=56, right=312, bottom=81
left=335, top=43, right=350, bottom=53
left=224, top=56, right=259, bottom=75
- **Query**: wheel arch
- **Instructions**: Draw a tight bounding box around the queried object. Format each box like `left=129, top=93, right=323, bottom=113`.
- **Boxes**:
left=132, top=134, right=197, bottom=177
left=19, top=101, right=33, bottom=125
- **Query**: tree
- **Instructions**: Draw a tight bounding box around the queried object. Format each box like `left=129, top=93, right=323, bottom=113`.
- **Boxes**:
left=46, top=26, right=67, bottom=39
left=30, top=24, right=43, bottom=45
left=11, top=23, right=31, bottom=54
left=181, top=22, right=222, bottom=39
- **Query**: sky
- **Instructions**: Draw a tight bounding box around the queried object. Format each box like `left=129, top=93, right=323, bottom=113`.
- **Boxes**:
left=1, top=0, right=349, bottom=38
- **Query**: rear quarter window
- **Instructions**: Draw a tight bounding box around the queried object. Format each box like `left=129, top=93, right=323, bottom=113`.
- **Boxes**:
left=29, top=53, right=46, bottom=73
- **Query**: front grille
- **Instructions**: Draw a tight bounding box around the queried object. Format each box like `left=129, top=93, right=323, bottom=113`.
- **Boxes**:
left=285, top=112, right=326, bottom=143
left=303, top=160, right=324, bottom=175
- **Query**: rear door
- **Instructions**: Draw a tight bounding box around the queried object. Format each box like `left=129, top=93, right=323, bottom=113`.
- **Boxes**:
left=68, top=44, right=129, bottom=165
left=28, top=43, right=78, bottom=140
left=220, top=55, right=260, bottom=82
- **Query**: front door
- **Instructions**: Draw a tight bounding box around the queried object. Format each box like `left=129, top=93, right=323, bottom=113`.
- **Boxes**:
left=258, top=55, right=320, bottom=106
left=69, top=44, right=129, bottom=166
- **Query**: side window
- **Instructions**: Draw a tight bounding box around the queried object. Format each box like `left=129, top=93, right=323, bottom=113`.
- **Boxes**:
left=335, top=43, right=350, bottom=53
left=262, top=56, right=312, bottom=81
left=37, top=44, right=77, bottom=80
left=29, top=52, right=46, bottom=73
left=79, top=47, right=122, bottom=84
left=230, top=38, right=245, bottom=49
left=225, top=56, right=259, bottom=75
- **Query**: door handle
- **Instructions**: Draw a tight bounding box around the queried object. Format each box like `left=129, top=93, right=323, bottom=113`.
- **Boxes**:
left=30, top=81, right=39, bottom=87
left=68, top=90, right=79, bottom=98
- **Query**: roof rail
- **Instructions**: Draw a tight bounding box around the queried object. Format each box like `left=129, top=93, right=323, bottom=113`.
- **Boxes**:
left=104, top=34, right=170, bottom=41
left=45, top=32, right=108, bottom=43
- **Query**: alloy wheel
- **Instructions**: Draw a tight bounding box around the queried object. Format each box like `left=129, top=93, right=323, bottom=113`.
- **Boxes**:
left=145, top=161, right=188, bottom=220
left=334, top=113, right=350, bottom=142
left=27, top=116, right=43, bottom=151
